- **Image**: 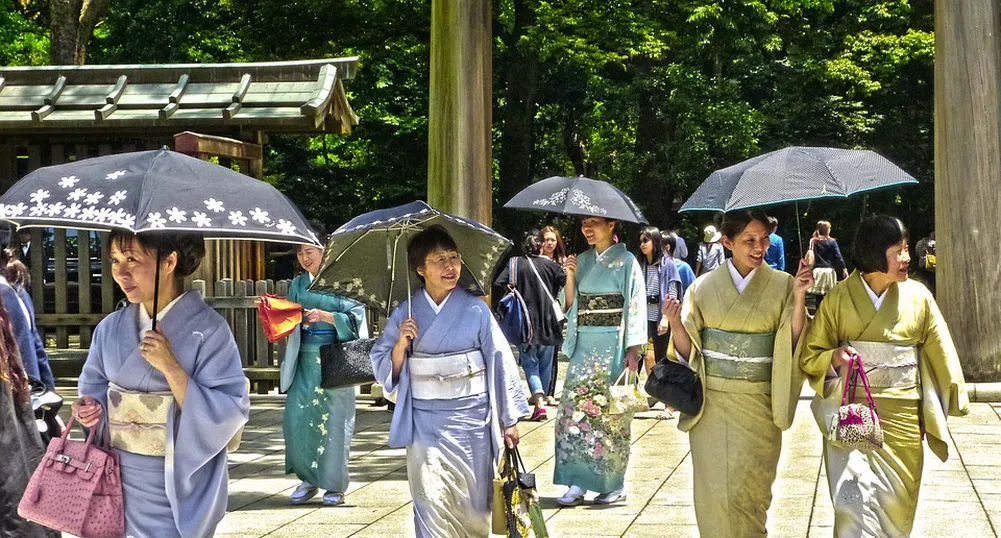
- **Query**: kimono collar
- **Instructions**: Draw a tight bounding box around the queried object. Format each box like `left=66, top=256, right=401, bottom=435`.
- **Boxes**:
left=139, top=291, right=189, bottom=333
left=594, top=243, right=626, bottom=264
left=307, top=272, right=316, bottom=284
left=423, top=288, right=453, bottom=315
left=726, top=259, right=758, bottom=294
left=860, top=274, right=888, bottom=311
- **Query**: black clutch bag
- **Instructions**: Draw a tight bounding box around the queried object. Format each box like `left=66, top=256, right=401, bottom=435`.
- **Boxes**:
left=644, top=358, right=704, bottom=417
left=320, top=338, right=377, bottom=389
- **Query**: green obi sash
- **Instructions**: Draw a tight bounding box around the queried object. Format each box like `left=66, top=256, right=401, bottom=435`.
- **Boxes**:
left=701, top=328, right=775, bottom=383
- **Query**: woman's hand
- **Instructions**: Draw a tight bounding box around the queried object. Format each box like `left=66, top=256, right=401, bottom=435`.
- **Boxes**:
left=563, top=255, right=577, bottom=276
left=395, top=317, right=418, bottom=350
left=831, top=345, right=857, bottom=370
left=794, top=258, right=815, bottom=296
left=661, top=297, right=683, bottom=323
left=304, top=308, right=333, bottom=325
left=657, top=318, right=670, bottom=336
left=625, top=346, right=641, bottom=372
left=71, top=396, right=103, bottom=428
left=504, top=425, right=520, bottom=448
left=141, top=326, right=180, bottom=374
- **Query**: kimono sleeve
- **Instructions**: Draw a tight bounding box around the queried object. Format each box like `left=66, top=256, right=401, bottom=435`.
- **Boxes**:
left=799, top=290, right=840, bottom=395
left=480, top=308, right=530, bottom=428
left=330, top=296, right=368, bottom=341
left=667, top=276, right=706, bottom=364
left=370, top=303, right=407, bottom=393
left=622, top=257, right=648, bottom=350
left=78, top=318, right=112, bottom=431
left=920, top=294, right=970, bottom=418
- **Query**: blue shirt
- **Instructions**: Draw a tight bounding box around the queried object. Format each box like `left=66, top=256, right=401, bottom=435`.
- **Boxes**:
left=673, top=258, right=696, bottom=299
left=766, top=232, right=785, bottom=271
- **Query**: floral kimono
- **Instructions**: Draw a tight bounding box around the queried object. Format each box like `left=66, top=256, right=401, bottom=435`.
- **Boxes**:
left=554, top=243, right=646, bottom=493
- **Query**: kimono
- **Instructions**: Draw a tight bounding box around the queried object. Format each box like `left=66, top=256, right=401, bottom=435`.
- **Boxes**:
left=0, top=378, right=59, bottom=538
left=667, top=263, right=805, bottom=538
left=370, top=288, right=529, bottom=538
left=554, top=244, right=647, bottom=494
left=78, top=291, right=250, bottom=538
left=801, top=272, right=969, bottom=537
left=282, top=272, right=367, bottom=493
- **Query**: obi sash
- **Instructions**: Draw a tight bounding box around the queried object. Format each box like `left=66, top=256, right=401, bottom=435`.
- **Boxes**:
left=107, top=382, right=246, bottom=457
left=577, top=293, right=624, bottom=327
left=847, top=340, right=919, bottom=390
left=409, top=349, right=487, bottom=400
left=701, top=328, right=775, bottom=383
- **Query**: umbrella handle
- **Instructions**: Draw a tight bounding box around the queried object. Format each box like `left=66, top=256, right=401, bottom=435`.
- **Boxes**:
left=152, top=247, right=161, bottom=331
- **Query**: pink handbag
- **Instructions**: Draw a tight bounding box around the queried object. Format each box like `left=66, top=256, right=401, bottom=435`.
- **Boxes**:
left=832, top=353, right=884, bottom=453
left=18, top=416, right=125, bottom=538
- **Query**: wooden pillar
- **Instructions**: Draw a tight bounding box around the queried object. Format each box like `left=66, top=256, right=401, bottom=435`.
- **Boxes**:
left=427, top=0, right=493, bottom=226
left=935, top=0, right=1001, bottom=381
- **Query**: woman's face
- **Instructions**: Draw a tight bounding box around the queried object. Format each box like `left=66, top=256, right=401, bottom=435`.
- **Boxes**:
left=297, top=245, right=324, bottom=276
left=639, top=234, right=655, bottom=257
left=722, top=220, right=771, bottom=271
left=110, top=239, right=174, bottom=305
left=883, top=239, right=911, bottom=282
left=542, top=232, right=558, bottom=256
left=419, top=247, right=462, bottom=293
left=580, top=218, right=614, bottom=246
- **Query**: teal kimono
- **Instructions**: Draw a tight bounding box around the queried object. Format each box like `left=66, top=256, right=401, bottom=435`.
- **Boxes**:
left=554, top=244, right=647, bottom=493
left=282, top=273, right=367, bottom=492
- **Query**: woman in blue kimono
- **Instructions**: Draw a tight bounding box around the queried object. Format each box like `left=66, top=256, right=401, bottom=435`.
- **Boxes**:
left=282, top=241, right=367, bottom=506
left=555, top=216, right=647, bottom=507
left=370, top=225, right=530, bottom=538
left=72, top=231, right=250, bottom=538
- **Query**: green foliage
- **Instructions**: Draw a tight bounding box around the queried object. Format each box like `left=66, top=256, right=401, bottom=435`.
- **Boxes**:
left=0, top=0, right=48, bottom=65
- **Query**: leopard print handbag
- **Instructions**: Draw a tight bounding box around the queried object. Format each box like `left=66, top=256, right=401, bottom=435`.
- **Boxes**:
left=832, top=353, right=884, bottom=453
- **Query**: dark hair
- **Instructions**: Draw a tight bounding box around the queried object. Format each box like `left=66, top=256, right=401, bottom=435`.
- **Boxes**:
left=767, top=216, right=778, bottom=229
left=720, top=209, right=771, bottom=240
left=108, top=230, right=206, bottom=282
left=407, top=225, right=458, bottom=281
left=0, top=301, right=29, bottom=405
left=663, top=232, right=678, bottom=256
left=0, top=248, right=28, bottom=288
left=638, top=226, right=663, bottom=261
left=522, top=229, right=542, bottom=256
left=539, top=226, right=567, bottom=263
left=853, top=216, right=909, bottom=274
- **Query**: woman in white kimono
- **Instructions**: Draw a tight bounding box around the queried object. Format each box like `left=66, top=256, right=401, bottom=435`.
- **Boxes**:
left=801, top=216, right=969, bottom=537
left=370, top=225, right=529, bottom=538
left=72, top=231, right=250, bottom=538
left=664, top=209, right=813, bottom=537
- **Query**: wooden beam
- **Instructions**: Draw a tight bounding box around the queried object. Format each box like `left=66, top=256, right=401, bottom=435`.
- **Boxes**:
left=173, top=131, right=262, bottom=162
left=0, top=77, right=5, bottom=93
left=43, top=75, right=67, bottom=106
left=105, top=74, right=128, bottom=104
left=300, top=64, right=337, bottom=126
left=168, top=74, right=189, bottom=104
left=95, top=103, right=117, bottom=121
left=232, top=73, right=252, bottom=103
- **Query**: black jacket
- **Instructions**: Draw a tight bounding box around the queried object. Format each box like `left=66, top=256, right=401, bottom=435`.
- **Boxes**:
left=494, top=255, right=567, bottom=346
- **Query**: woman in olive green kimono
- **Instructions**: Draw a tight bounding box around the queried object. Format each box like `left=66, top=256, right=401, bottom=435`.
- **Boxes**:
left=664, top=209, right=813, bottom=537
left=801, top=216, right=969, bottom=537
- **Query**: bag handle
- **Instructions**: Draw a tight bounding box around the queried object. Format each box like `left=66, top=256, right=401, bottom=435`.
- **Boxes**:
left=840, top=353, right=877, bottom=410
left=613, top=368, right=638, bottom=387
left=509, top=257, right=518, bottom=288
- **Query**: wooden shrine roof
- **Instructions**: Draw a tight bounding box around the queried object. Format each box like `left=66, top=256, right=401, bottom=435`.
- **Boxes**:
left=0, top=58, right=359, bottom=135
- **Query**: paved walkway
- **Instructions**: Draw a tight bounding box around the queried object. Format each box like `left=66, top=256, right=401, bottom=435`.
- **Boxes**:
left=205, top=393, right=1001, bottom=538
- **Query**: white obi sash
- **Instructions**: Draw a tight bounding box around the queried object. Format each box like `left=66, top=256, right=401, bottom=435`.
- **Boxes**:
left=409, top=349, right=487, bottom=400
left=846, top=340, right=919, bottom=390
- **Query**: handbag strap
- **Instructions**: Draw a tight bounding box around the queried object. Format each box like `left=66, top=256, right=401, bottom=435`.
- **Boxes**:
left=526, top=257, right=557, bottom=304
left=509, top=257, right=518, bottom=288
left=840, top=353, right=877, bottom=409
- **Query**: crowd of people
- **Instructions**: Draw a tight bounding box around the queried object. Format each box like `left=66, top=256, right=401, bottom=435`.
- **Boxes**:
left=0, top=208, right=964, bottom=538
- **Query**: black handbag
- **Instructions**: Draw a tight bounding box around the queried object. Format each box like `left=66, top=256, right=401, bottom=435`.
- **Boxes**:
left=644, top=358, right=704, bottom=416
left=320, top=338, right=377, bottom=389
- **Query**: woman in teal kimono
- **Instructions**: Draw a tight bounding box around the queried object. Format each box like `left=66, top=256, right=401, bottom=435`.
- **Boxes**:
left=282, top=242, right=367, bottom=506
left=555, top=216, right=647, bottom=506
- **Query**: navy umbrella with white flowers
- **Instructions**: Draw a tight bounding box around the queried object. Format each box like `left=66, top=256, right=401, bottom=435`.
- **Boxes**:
left=0, top=148, right=320, bottom=246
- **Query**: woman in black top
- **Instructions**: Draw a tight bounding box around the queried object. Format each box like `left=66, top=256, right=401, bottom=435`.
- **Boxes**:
left=807, top=220, right=848, bottom=309
left=494, top=231, right=567, bottom=421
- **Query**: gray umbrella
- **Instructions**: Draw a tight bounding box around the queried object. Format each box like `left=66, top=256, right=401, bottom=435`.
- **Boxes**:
left=503, top=175, right=648, bottom=224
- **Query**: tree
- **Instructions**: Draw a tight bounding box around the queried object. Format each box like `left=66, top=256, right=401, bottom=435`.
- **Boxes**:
left=50, top=0, right=109, bottom=64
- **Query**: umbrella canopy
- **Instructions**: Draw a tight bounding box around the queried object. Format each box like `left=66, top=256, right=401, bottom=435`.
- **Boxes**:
left=0, top=149, right=320, bottom=246
left=679, top=147, right=918, bottom=213
left=503, top=176, right=647, bottom=224
left=310, top=201, right=512, bottom=314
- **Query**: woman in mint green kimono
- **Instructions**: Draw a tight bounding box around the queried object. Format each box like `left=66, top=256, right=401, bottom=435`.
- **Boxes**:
left=555, top=217, right=647, bottom=506
left=282, top=242, right=367, bottom=506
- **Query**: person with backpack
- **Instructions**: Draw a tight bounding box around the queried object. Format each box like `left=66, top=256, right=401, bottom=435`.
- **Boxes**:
left=494, top=231, right=566, bottom=421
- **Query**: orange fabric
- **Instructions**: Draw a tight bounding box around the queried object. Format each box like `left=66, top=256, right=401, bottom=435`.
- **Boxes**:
left=256, top=294, right=302, bottom=342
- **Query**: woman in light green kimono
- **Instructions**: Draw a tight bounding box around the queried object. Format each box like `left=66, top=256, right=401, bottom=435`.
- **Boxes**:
left=554, top=216, right=647, bottom=507
left=283, top=242, right=367, bottom=506
left=664, top=209, right=813, bottom=537
left=800, top=215, right=969, bottom=537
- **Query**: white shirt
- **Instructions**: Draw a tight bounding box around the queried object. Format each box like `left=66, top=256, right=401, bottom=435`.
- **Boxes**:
left=423, top=289, right=453, bottom=315
left=139, top=291, right=188, bottom=333
left=726, top=260, right=758, bottom=294
left=860, top=275, right=887, bottom=311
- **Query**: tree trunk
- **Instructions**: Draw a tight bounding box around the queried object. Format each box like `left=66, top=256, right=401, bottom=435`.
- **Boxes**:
left=50, top=0, right=111, bottom=65
left=935, top=0, right=1001, bottom=381
left=634, top=65, right=675, bottom=228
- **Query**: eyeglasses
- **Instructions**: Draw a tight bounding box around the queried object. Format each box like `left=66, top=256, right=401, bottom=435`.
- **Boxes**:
left=428, top=253, right=462, bottom=268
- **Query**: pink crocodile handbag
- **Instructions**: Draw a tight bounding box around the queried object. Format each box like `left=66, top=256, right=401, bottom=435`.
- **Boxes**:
left=18, top=416, right=125, bottom=538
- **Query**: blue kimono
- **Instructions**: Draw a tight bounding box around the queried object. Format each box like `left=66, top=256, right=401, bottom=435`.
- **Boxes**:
left=78, top=291, right=250, bottom=538
left=282, top=272, right=366, bottom=493
left=370, top=288, right=529, bottom=538
left=0, top=277, right=54, bottom=390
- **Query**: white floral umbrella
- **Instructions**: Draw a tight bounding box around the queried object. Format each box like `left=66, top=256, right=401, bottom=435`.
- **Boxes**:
left=503, top=175, right=648, bottom=224
left=0, top=148, right=320, bottom=246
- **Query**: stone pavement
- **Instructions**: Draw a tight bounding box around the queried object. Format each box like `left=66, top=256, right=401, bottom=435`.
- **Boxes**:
left=210, top=392, right=1001, bottom=538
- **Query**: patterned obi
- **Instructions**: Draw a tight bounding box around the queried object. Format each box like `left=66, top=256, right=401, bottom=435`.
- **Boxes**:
left=409, top=350, right=487, bottom=400
left=846, top=340, right=919, bottom=390
left=701, top=329, right=775, bottom=383
left=577, top=293, right=624, bottom=327
left=107, top=383, right=245, bottom=457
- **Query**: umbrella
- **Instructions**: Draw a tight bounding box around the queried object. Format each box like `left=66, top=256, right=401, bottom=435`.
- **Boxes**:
left=679, top=147, right=918, bottom=254
left=309, top=201, right=512, bottom=315
left=503, top=176, right=648, bottom=224
left=0, top=148, right=320, bottom=325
